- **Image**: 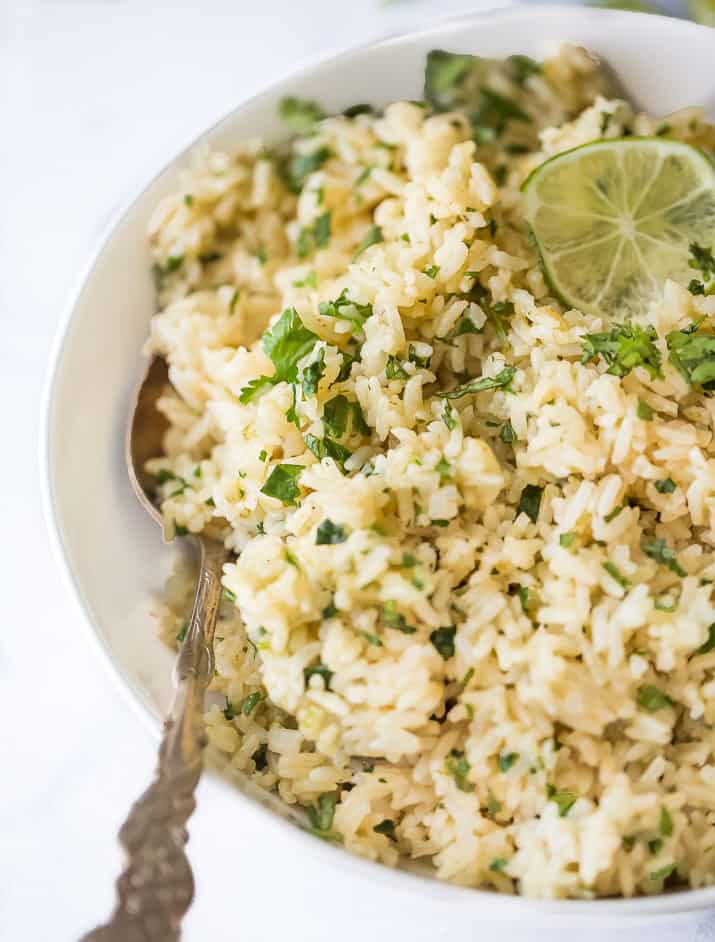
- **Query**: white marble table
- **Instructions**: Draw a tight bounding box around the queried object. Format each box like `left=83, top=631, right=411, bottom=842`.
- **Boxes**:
left=2, top=0, right=714, bottom=939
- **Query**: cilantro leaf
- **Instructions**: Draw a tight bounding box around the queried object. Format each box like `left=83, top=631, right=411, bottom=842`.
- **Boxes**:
left=517, top=484, right=542, bottom=524
left=303, top=663, right=334, bottom=689
left=304, top=434, right=351, bottom=468
left=655, top=477, right=676, bottom=494
left=386, top=355, right=409, bottom=380
left=500, top=421, right=516, bottom=444
left=547, top=785, right=577, bottom=817
left=439, top=365, right=515, bottom=399
left=260, top=464, right=303, bottom=505
left=499, top=752, right=519, bottom=773
left=286, top=146, right=330, bottom=194
left=239, top=308, right=319, bottom=403
left=695, top=622, right=715, bottom=655
left=240, top=691, right=264, bottom=716
left=666, top=325, right=715, bottom=389
left=602, top=560, right=630, bottom=589
left=442, top=401, right=458, bottom=430
left=382, top=600, right=416, bottom=634
left=323, top=395, right=350, bottom=438
left=643, top=538, right=686, bottom=577
left=318, top=288, right=373, bottom=330
left=297, top=211, right=331, bottom=257
left=636, top=685, right=674, bottom=712
left=445, top=750, right=474, bottom=792
left=316, top=519, right=348, bottom=545
left=301, top=348, right=325, bottom=397
left=352, top=225, right=383, bottom=262
left=581, top=322, right=663, bottom=380
left=429, top=625, right=456, bottom=660
left=373, top=819, right=397, bottom=840
left=306, top=791, right=339, bottom=835
left=279, top=96, right=325, bottom=134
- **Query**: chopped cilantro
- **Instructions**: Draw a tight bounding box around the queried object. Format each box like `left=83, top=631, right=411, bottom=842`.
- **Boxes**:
left=306, top=792, right=338, bottom=836
left=279, top=96, right=325, bottom=134
left=439, top=365, right=515, bottom=400
left=304, top=434, right=351, bottom=468
left=655, top=478, right=676, bottom=494
left=385, top=355, right=409, bottom=380
left=222, top=588, right=237, bottom=602
left=323, top=395, right=350, bottom=438
left=239, top=307, right=318, bottom=403
left=176, top=621, right=188, bottom=643
left=489, top=857, right=509, bottom=873
left=286, top=146, right=330, bottom=193
left=431, top=519, right=450, bottom=528
left=695, top=623, right=715, bottom=655
left=442, top=401, right=458, bottom=430
left=260, top=464, right=303, bottom=505
left=499, top=752, right=519, bottom=773
left=322, top=598, right=338, bottom=619
left=352, top=224, right=383, bottom=262
left=435, top=456, right=452, bottom=481
left=643, top=538, right=686, bottom=577
left=303, top=663, right=334, bottom=689
left=174, top=524, right=189, bottom=536
left=637, top=399, right=654, bottom=421
left=650, top=863, right=676, bottom=881
left=373, top=819, right=397, bottom=840
left=659, top=807, right=673, bottom=837
left=636, top=685, right=674, bottom=712
left=517, top=484, right=542, bottom=524
left=499, top=421, right=516, bottom=444
left=355, top=166, right=372, bottom=186
left=547, top=785, right=577, bottom=817
left=293, top=270, right=317, bottom=289
left=254, top=246, right=267, bottom=265
left=580, top=322, right=663, bottom=379
left=604, top=505, right=623, bottom=523
left=430, top=625, right=456, bottom=660
left=165, top=255, right=183, bottom=273
left=602, top=560, right=630, bottom=589
left=382, top=600, right=416, bottom=634
left=423, top=264, right=440, bottom=279
left=258, top=449, right=268, bottom=462
left=318, top=288, right=373, bottom=329
left=301, top=349, right=325, bottom=397
left=297, top=211, right=331, bottom=258
left=240, top=691, right=264, bottom=716
left=424, top=51, right=474, bottom=108
left=229, top=288, right=240, bottom=313
left=252, top=744, right=268, bottom=771
left=408, top=344, right=431, bottom=369
left=350, top=401, right=369, bottom=436
left=559, top=532, right=575, bottom=548
left=183, top=194, right=194, bottom=207
left=445, top=750, right=474, bottom=792
left=666, top=324, right=715, bottom=390
left=316, top=519, right=348, bottom=545
left=222, top=697, right=236, bottom=721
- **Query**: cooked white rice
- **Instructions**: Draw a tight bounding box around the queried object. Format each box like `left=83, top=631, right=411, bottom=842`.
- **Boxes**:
left=145, top=43, right=715, bottom=898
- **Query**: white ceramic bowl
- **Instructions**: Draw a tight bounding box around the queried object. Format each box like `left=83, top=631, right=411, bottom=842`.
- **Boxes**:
left=42, top=5, right=715, bottom=924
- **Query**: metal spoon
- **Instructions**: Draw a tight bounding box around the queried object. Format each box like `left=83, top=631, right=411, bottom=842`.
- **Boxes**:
left=82, top=356, right=228, bottom=942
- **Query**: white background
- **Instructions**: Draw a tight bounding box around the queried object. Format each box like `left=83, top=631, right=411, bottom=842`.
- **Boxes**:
left=2, top=0, right=714, bottom=939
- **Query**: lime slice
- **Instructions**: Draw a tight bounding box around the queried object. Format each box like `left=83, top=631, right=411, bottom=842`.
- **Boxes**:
left=522, top=138, right=715, bottom=319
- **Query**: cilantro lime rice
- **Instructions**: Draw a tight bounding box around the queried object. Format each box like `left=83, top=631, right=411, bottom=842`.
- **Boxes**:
left=146, top=43, right=715, bottom=898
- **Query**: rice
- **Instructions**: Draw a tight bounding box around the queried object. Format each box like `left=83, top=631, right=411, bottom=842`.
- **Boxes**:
left=145, top=43, right=715, bottom=898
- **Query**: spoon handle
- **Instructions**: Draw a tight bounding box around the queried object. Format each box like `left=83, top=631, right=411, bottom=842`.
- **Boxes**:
left=81, top=537, right=227, bottom=942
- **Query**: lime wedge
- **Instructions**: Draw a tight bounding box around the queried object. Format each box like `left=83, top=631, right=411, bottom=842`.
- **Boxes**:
left=522, top=138, right=715, bottom=319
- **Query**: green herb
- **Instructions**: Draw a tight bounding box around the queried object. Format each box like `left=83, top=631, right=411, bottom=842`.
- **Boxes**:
left=654, top=595, right=675, bottom=612
left=547, top=785, right=577, bottom=817
left=648, top=838, right=663, bottom=856
left=688, top=242, right=715, bottom=292
left=304, top=663, right=334, bottom=689
left=430, top=625, right=456, bottom=660
left=385, top=355, right=409, bottom=380
left=695, top=623, right=715, bottom=655
left=239, top=307, right=319, bottom=403
left=350, top=401, right=369, bottom=436
left=600, top=112, right=612, bottom=134
left=176, top=621, right=188, bottom=643
left=451, top=313, right=482, bottom=338
left=322, top=598, right=338, bottom=619
left=241, top=691, right=264, bottom=716
left=643, top=538, right=686, bottom=577
left=431, top=519, right=450, bottom=528
left=445, top=750, right=475, bottom=792
left=258, top=450, right=268, bottom=463
left=510, top=54, right=541, bottom=84
left=650, top=863, right=676, bottom=881
left=279, top=96, right=325, bottom=134
left=622, top=834, right=637, bottom=851
left=318, top=288, right=373, bottom=329
left=486, top=300, right=515, bottom=343
left=424, top=51, right=474, bottom=108
left=222, top=588, right=237, bottom=603
left=301, top=349, right=325, bottom=397
left=373, top=819, right=397, bottom=840
left=485, top=793, right=502, bottom=816
left=423, top=264, right=440, bottom=279
left=293, top=270, right=317, bottom=289
left=323, top=395, right=350, bottom=438
left=252, top=743, right=268, bottom=771
left=222, top=697, right=236, bottom=721
left=636, top=685, right=674, bottom=712
left=666, top=323, right=715, bottom=389
left=260, top=464, right=303, bottom=505
left=660, top=807, right=673, bottom=837
left=253, top=245, right=267, bottom=265
left=604, top=505, right=623, bottom=523
left=499, top=421, right=516, bottom=444
left=440, top=365, right=515, bottom=400
left=306, top=792, right=339, bottom=836
left=286, top=146, right=330, bottom=193
left=382, top=600, right=416, bottom=634
left=516, top=585, right=530, bottom=614
left=343, top=103, right=375, bottom=118
left=401, top=554, right=417, bottom=568
left=355, top=166, right=372, bottom=186
left=559, top=532, right=575, bottom=548
left=442, top=401, right=458, bottom=430
left=517, top=484, right=542, bottom=524
left=352, top=225, right=383, bottom=262
left=166, top=255, right=183, bottom=272
left=408, top=345, right=431, bottom=369
left=655, top=478, right=676, bottom=494
left=362, top=631, right=382, bottom=647
left=174, top=524, right=189, bottom=536
left=316, top=519, right=348, bottom=545
left=435, top=456, right=452, bottom=482
left=184, top=194, right=194, bottom=207
left=602, top=561, right=630, bottom=589
left=637, top=399, right=654, bottom=421
left=297, top=211, right=332, bottom=258
left=580, top=322, right=663, bottom=379
left=286, top=384, right=300, bottom=429
left=489, top=857, right=508, bottom=873
left=304, top=434, right=351, bottom=468
left=156, top=468, right=180, bottom=484
left=499, top=752, right=519, bottom=773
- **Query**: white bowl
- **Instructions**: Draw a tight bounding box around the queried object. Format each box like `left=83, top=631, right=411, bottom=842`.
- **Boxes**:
left=42, top=5, right=715, bottom=924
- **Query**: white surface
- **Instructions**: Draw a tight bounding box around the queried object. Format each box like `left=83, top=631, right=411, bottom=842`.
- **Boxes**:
left=4, top=1, right=715, bottom=940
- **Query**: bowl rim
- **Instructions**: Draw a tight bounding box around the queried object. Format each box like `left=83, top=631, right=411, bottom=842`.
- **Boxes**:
left=40, top=3, right=715, bottom=919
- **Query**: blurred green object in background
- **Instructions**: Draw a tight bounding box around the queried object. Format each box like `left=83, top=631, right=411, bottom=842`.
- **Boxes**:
left=689, top=0, right=715, bottom=23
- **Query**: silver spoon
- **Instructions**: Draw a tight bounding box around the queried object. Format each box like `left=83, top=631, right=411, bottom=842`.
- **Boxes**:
left=82, top=356, right=228, bottom=942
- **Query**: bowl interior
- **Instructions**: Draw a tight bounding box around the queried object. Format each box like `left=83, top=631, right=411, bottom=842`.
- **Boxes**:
left=44, top=5, right=715, bottom=919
